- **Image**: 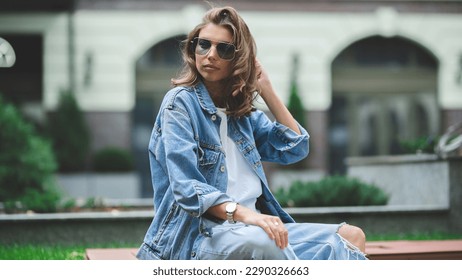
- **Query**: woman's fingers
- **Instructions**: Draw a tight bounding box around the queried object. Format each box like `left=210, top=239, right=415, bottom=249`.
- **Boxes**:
left=259, top=218, right=288, bottom=249
left=245, top=212, right=289, bottom=250
left=273, top=222, right=288, bottom=249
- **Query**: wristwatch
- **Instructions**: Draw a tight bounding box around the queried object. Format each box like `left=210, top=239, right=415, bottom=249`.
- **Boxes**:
left=225, top=202, right=238, bottom=224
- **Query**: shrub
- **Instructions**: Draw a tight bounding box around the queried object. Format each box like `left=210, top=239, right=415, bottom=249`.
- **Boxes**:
left=92, top=147, right=134, bottom=172
left=19, top=185, right=61, bottom=213
left=47, top=91, right=91, bottom=172
left=0, top=96, right=61, bottom=212
left=274, top=175, right=389, bottom=207
left=399, top=136, right=437, bottom=154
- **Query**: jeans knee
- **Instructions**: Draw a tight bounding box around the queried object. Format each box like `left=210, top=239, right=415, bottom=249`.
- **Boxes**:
left=338, top=224, right=366, bottom=251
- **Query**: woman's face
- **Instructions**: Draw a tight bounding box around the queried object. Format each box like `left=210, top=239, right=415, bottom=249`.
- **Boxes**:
left=195, top=23, right=234, bottom=87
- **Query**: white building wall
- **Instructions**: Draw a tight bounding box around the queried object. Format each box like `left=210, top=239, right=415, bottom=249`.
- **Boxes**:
left=2, top=5, right=462, bottom=112
left=72, top=6, right=205, bottom=112
left=244, top=7, right=462, bottom=111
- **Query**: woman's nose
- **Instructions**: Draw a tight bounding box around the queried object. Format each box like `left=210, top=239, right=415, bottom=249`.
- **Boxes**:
left=206, top=45, right=219, bottom=60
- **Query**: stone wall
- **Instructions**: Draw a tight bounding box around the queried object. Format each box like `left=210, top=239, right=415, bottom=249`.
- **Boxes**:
left=346, top=154, right=453, bottom=207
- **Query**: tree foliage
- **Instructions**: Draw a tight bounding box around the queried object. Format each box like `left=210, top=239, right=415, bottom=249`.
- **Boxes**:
left=0, top=95, right=60, bottom=212
left=48, top=91, right=91, bottom=172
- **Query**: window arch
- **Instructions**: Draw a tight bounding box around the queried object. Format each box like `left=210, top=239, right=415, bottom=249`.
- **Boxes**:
left=132, top=35, right=186, bottom=197
left=328, top=35, right=439, bottom=174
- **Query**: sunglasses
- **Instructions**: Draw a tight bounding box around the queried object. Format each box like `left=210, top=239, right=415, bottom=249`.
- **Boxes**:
left=191, top=37, right=237, bottom=60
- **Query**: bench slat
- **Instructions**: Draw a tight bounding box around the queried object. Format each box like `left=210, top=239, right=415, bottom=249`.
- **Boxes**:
left=85, top=248, right=138, bottom=260
left=85, top=240, right=462, bottom=260
left=366, top=240, right=462, bottom=260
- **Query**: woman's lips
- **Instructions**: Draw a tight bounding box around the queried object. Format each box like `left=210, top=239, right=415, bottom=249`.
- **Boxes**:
left=202, top=64, right=219, bottom=71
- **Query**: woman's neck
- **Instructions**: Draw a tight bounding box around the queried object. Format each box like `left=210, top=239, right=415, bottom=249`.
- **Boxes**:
left=205, top=81, right=227, bottom=108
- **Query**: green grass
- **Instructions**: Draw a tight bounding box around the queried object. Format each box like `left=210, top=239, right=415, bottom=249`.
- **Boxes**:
left=0, top=244, right=87, bottom=260
left=1, top=232, right=462, bottom=260
left=0, top=242, right=139, bottom=260
left=367, top=231, right=462, bottom=242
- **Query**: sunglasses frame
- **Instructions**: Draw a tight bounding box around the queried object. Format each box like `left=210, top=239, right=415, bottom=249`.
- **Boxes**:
left=191, top=37, right=238, bottom=60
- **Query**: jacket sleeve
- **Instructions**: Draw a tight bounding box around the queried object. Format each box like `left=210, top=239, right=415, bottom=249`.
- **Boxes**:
left=251, top=110, right=310, bottom=165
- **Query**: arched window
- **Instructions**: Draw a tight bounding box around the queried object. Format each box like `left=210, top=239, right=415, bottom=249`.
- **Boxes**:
left=133, top=35, right=185, bottom=197
left=329, top=36, right=438, bottom=174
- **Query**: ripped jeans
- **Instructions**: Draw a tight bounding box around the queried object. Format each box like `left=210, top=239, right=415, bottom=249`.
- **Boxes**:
left=195, top=222, right=367, bottom=260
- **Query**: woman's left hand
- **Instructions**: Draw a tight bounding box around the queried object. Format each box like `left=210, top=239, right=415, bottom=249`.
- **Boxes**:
left=236, top=204, right=289, bottom=249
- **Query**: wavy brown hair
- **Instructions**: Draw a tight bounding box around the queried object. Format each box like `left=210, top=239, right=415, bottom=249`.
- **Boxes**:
left=172, top=6, right=258, bottom=117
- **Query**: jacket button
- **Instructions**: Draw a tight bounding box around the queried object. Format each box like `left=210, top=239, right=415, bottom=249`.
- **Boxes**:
left=191, top=251, right=196, bottom=258
left=211, top=115, right=217, bottom=121
left=220, top=165, right=225, bottom=172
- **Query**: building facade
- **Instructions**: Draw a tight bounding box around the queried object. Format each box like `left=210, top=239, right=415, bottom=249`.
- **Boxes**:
left=1, top=0, right=462, bottom=196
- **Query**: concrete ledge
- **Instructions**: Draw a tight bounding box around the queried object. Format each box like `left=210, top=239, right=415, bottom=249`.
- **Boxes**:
left=0, top=205, right=454, bottom=246
left=0, top=210, right=155, bottom=222
left=347, top=156, right=462, bottom=207
left=0, top=204, right=446, bottom=221
left=284, top=204, right=448, bottom=215
left=346, top=154, right=440, bottom=166
left=56, top=173, right=141, bottom=200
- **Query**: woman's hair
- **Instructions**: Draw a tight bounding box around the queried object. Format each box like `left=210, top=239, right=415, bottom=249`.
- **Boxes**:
left=172, top=6, right=258, bottom=117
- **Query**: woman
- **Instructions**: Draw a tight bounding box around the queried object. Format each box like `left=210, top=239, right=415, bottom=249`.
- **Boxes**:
left=136, top=5, right=367, bottom=260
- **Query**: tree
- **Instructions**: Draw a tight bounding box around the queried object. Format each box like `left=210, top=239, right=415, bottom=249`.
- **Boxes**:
left=287, top=53, right=306, bottom=129
left=287, top=78, right=306, bottom=129
left=48, top=91, right=91, bottom=172
left=286, top=53, right=307, bottom=169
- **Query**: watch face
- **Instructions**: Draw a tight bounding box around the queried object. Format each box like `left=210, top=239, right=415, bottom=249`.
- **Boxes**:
left=226, top=202, right=237, bottom=213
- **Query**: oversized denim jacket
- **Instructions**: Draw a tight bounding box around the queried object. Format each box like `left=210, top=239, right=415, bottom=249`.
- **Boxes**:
left=136, top=82, right=309, bottom=260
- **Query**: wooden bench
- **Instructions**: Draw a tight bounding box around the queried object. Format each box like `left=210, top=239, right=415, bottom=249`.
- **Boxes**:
left=86, top=248, right=138, bottom=260
left=85, top=240, right=462, bottom=260
left=365, top=240, right=462, bottom=260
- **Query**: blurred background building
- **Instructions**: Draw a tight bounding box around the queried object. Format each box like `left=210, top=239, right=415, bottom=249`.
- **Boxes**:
left=1, top=0, right=461, bottom=198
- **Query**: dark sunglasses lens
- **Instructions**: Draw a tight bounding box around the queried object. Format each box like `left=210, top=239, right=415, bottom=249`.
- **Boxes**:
left=193, top=38, right=236, bottom=60
left=217, top=43, right=236, bottom=60
left=196, top=39, right=211, bottom=55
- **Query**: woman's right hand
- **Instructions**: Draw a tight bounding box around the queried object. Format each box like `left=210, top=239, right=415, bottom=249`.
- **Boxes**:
left=254, top=59, right=301, bottom=135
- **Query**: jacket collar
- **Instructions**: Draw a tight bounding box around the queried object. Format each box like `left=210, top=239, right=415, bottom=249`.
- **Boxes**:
left=194, top=81, right=218, bottom=115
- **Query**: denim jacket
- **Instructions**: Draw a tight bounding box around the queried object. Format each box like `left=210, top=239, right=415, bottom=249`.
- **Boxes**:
left=136, top=82, right=309, bottom=260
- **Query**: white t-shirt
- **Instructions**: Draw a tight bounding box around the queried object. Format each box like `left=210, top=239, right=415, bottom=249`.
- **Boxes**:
left=216, top=109, right=262, bottom=212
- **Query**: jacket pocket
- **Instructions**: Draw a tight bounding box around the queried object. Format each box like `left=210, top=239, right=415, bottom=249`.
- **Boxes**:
left=198, top=145, right=220, bottom=166
left=197, top=144, right=222, bottom=186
